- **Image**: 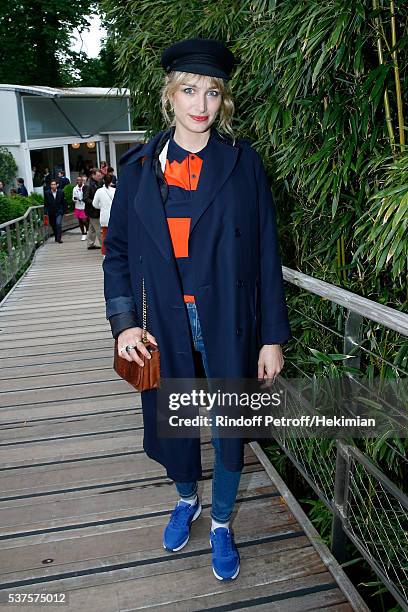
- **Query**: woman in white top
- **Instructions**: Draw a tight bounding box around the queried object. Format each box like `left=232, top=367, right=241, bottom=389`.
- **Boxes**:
left=72, top=175, right=89, bottom=240
left=92, top=174, right=116, bottom=256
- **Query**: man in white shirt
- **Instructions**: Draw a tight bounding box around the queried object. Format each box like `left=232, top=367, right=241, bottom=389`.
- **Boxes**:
left=72, top=175, right=89, bottom=240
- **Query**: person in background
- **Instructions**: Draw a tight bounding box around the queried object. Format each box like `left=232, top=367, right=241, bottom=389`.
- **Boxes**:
left=0, top=180, right=5, bottom=196
left=92, top=174, right=115, bottom=258
left=81, top=175, right=87, bottom=187
left=76, top=155, right=86, bottom=174
left=83, top=168, right=103, bottom=250
left=100, top=161, right=108, bottom=176
left=17, top=178, right=28, bottom=196
left=43, top=168, right=52, bottom=191
left=9, top=188, right=17, bottom=197
left=107, top=166, right=117, bottom=188
left=72, top=175, right=89, bottom=241
left=57, top=171, right=70, bottom=189
left=44, top=179, right=67, bottom=243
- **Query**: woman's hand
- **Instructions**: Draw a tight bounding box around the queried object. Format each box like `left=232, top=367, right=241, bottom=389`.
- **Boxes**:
left=117, top=327, right=158, bottom=366
left=258, top=344, right=284, bottom=382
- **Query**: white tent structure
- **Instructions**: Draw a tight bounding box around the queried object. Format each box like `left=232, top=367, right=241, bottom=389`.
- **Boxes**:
left=0, top=85, right=145, bottom=192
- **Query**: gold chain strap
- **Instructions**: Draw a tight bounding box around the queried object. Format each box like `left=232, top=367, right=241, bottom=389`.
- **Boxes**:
left=142, top=277, right=148, bottom=344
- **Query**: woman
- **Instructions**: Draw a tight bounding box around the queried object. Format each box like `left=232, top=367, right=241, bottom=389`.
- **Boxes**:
left=72, top=175, right=89, bottom=240
left=103, top=38, right=291, bottom=581
left=92, top=174, right=115, bottom=257
left=99, top=161, right=109, bottom=176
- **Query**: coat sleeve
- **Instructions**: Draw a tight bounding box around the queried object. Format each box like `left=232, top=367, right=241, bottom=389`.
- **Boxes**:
left=103, top=164, right=140, bottom=339
left=254, top=150, right=292, bottom=345
left=92, top=190, right=101, bottom=209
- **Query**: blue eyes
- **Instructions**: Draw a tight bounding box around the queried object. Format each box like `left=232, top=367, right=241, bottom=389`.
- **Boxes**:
left=182, top=87, right=219, bottom=97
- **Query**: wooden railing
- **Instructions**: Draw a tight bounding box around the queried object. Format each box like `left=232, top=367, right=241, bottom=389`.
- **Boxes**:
left=0, top=207, right=77, bottom=297
left=280, top=265, right=408, bottom=610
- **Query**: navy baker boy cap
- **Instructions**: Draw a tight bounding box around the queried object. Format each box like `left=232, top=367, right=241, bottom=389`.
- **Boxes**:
left=161, top=38, right=238, bottom=81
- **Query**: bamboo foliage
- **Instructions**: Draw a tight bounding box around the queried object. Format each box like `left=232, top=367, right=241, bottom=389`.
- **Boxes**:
left=101, top=0, right=406, bottom=292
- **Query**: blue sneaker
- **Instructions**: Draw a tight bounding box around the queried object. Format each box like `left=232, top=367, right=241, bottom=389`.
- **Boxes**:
left=210, top=527, right=240, bottom=580
left=163, top=499, right=201, bottom=552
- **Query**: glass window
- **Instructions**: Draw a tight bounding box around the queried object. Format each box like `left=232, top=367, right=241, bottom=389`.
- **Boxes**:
left=24, top=97, right=129, bottom=139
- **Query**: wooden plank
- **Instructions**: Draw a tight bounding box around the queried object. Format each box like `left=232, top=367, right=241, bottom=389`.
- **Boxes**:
left=0, top=552, right=334, bottom=611
left=2, top=528, right=312, bottom=593
left=1, top=367, right=122, bottom=392
left=0, top=356, right=113, bottom=380
left=0, top=471, right=274, bottom=535
left=0, top=445, right=257, bottom=496
left=0, top=339, right=113, bottom=360
left=0, top=318, right=108, bottom=334
left=0, top=394, right=139, bottom=422
left=0, top=412, right=144, bottom=442
left=0, top=324, right=109, bottom=342
left=0, top=432, right=145, bottom=467
left=0, top=347, right=114, bottom=369
left=0, top=378, right=132, bottom=408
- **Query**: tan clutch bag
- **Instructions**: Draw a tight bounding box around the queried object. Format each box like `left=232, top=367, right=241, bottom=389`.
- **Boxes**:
left=113, top=278, right=161, bottom=391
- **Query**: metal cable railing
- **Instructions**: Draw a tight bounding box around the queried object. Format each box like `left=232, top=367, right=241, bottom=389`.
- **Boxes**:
left=273, top=266, right=408, bottom=610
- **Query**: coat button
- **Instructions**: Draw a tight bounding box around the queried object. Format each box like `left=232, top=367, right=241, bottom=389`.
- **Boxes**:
left=236, top=279, right=244, bottom=288
left=236, top=327, right=243, bottom=336
left=190, top=155, right=195, bottom=159
left=191, top=173, right=196, bottom=178
left=235, top=228, right=241, bottom=237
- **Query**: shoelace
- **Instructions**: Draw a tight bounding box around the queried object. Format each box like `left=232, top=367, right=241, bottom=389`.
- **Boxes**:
left=169, top=503, right=193, bottom=528
left=212, top=529, right=233, bottom=557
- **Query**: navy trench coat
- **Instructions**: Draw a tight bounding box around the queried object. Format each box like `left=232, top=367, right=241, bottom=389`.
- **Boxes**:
left=103, top=125, right=291, bottom=481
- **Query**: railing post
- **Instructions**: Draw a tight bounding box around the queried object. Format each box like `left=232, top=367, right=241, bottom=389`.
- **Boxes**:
left=344, top=309, right=363, bottom=373
left=23, top=215, right=29, bottom=258
left=28, top=209, right=34, bottom=253
left=6, top=224, right=14, bottom=285
left=331, top=310, right=362, bottom=562
left=331, top=440, right=350, bottom=562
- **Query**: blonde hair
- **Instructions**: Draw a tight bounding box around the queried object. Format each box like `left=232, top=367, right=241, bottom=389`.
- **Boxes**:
left=161, top=71, right=235, bottom=140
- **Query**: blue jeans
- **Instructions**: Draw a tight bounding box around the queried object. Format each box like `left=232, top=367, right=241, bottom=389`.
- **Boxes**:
left=174, top=301, right=242, bottom=523
left=49, top=212, right=63, bottom=242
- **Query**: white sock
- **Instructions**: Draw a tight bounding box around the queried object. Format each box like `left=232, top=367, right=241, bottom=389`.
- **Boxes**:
left=211, top=518, right=229, bottom=532
left=179, top=494, right=197, bottom=506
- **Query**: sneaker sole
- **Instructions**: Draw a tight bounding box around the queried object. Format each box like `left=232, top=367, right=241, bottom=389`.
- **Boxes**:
left=163, top=503, right=202, bottom=552
left=209, top=538, right=240, bottom=580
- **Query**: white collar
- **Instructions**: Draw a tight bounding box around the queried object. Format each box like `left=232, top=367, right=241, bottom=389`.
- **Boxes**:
left=158, top=139, right=170, bottom=174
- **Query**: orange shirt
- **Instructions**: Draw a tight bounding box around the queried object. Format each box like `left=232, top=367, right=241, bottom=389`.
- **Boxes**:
left=163, top=135, right=211, bottom=303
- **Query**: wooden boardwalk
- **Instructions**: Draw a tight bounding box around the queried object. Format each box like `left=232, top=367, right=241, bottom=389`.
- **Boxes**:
left=0, top=228, right=368, bottom=611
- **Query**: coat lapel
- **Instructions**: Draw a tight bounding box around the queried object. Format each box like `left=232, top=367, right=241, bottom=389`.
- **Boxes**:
left=133, top=154, right=175, bottom=263
left=189, top=128, right=239, bottom=235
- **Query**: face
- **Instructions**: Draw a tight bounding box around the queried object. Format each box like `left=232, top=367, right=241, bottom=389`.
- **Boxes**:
left=0, top=181, right=3, bottom=189
left=76, top=177, right=82, bottom=186
left=51, top=181, right=57, bottom=191
left=171, top=74, right=222, bottom=134
left=94, top=170, right=103, bottom=181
